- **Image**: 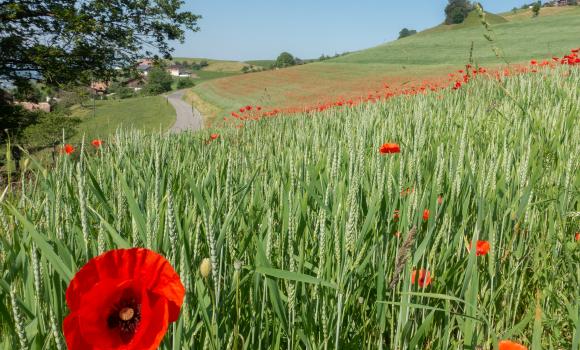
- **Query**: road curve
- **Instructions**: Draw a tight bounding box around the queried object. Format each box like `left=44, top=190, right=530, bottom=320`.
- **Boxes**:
left=167, top=89, right=203, bottom=133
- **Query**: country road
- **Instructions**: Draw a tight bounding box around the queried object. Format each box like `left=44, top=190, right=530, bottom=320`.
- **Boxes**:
left=167, top=89, right=203, bottom=133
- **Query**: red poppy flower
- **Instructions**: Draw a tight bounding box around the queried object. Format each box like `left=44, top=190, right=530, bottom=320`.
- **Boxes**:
left=470, top=240, right=490, bottom=256
left=411, top=269, right=432, bottom=287
left=91, top=139, right=103, bottom=148
left=379, top=143, right=400, bottom=154
left=63, top=248, right=185, bottom=350
left=64, top=144, right=75, bottom=155
left=245, top=105, right=252, bottom=111
left=422, top=209, right=430, bottom=221
left=530, top=60, right=537, bottom=65
left=210, top=133, right=219, bottom=140
left=499, top=340, right=527, bottom=350
left=257, top=106, right=262, bottom=111
left=393, top=210, right=400, bottom=222
left=575, top=232, right=579, bottom=242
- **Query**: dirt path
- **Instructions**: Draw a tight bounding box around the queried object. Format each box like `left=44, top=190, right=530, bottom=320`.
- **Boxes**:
left=167, top=89, right=203, bottom=133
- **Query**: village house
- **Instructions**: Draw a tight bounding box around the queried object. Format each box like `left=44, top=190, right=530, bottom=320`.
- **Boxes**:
left=167, top=65, right=181, bottom=76
left=549, top=0, right=572, bottom=5
left=90, top=81, right=109, bottom=94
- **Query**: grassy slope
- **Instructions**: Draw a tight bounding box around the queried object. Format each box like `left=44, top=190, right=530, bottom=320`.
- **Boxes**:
left=193, top=7, right=580, bottom=121
left=335, top=8, right=580, bottom=65
left=70, top=95, right=175, bottom=141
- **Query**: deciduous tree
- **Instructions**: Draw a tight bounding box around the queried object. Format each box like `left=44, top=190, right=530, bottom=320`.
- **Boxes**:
left=0, top=0, right=200, bottom=93
left=275, top=52, right=296, bottom=68
left=444, top=0, right=473, bottom=24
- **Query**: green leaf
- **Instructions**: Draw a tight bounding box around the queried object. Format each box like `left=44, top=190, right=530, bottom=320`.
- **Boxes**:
left=7, top=205, right=73, bottom=282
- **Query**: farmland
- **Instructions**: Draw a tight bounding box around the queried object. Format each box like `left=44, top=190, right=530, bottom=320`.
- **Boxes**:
left=2, top=63, right=579, bottom=349
left=193, top=6, right=580, bottom=123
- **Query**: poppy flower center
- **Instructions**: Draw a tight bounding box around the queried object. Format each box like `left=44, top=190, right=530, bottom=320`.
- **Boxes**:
left=107, top=294, right=142, bottom=343
left=119, top=307, right=135, bottom=321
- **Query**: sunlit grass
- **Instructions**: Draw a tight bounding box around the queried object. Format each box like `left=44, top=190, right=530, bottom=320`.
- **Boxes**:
left=1, top=67, right=579, bottom=349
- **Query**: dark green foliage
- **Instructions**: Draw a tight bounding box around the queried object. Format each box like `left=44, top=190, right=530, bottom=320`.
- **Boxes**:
left=532, top=2, right=541, bottom=17
left=144, top=67, right=173, bottom=95
left=0, top=0, right=200, bottom=91
left=444, top=0, right=473, bottom=24
left=398, top=28, right=418, bottom=39
left=108, top=82, right=135, bottom=99
left=0, top=104, right=38, bottom=144
left=275, top=52, right=296, bottom=68
left=11, top=83, right=45, bottom=103
left=21, top=113, right=80, bottom=150
left=176, top=77, right=195, bottom=89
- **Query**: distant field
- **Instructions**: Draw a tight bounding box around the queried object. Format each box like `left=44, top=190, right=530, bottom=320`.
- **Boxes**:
left=500, top=5, right=578, bottom=20
left=193, top=63, right=454, bottom=121
left=171, top=57, right=249, bottom=72
left=193, top=7, right=580, bottom=123
left=70, top=96, right=175, bottom=141
left=245, top=60, right=276, bottom=68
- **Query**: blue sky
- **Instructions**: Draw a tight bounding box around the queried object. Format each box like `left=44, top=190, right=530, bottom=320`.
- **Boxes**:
left=173, top=0, right=532, bottom=61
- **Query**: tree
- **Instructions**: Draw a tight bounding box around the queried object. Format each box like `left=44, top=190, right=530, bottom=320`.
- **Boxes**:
left=398, top=28, right=418, bottom=39
left=532, top=2, right=541, bottom=16
left=144, top=66, right=173, bottom=95
left=275, top=52, right=296, bottom=68
left=0, top=1, right=200, bottom=96
left=444, top=0, right=473, bottom=24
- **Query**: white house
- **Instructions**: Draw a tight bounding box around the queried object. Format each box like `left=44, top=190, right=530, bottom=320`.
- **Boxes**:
left=168, top=66, right=181, bottom=76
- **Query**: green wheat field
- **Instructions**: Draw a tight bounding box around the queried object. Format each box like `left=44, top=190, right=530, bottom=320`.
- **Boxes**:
left=1, top=67, right=579, bottom=349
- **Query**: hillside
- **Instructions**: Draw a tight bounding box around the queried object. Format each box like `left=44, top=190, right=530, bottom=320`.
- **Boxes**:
left=6, top=66, right=579, bottom=349
left=191, top=7, right=580, bottom=123
left=69, top=95, right=176, bottom=141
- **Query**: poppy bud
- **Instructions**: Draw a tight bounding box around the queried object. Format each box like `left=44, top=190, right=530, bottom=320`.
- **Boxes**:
left=200, top=258, right=211, bottom=278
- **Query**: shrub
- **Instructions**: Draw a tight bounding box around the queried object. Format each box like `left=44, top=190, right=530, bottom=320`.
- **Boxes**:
left=398, top=28, right=418, bottom=39
left=21, top=112, right=80, bottom=150
left=108, top=82, right=135, bottom=99
left=176, top=77, right=195, bottom=89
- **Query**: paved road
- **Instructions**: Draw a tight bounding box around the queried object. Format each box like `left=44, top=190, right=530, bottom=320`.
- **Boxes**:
left=167, top=90, right=203, bottom=133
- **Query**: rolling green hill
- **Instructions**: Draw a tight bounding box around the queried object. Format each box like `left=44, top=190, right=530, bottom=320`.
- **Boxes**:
left=334, top=7, right=580, bottom=65
left=191, top=6, right=580, bottom=123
